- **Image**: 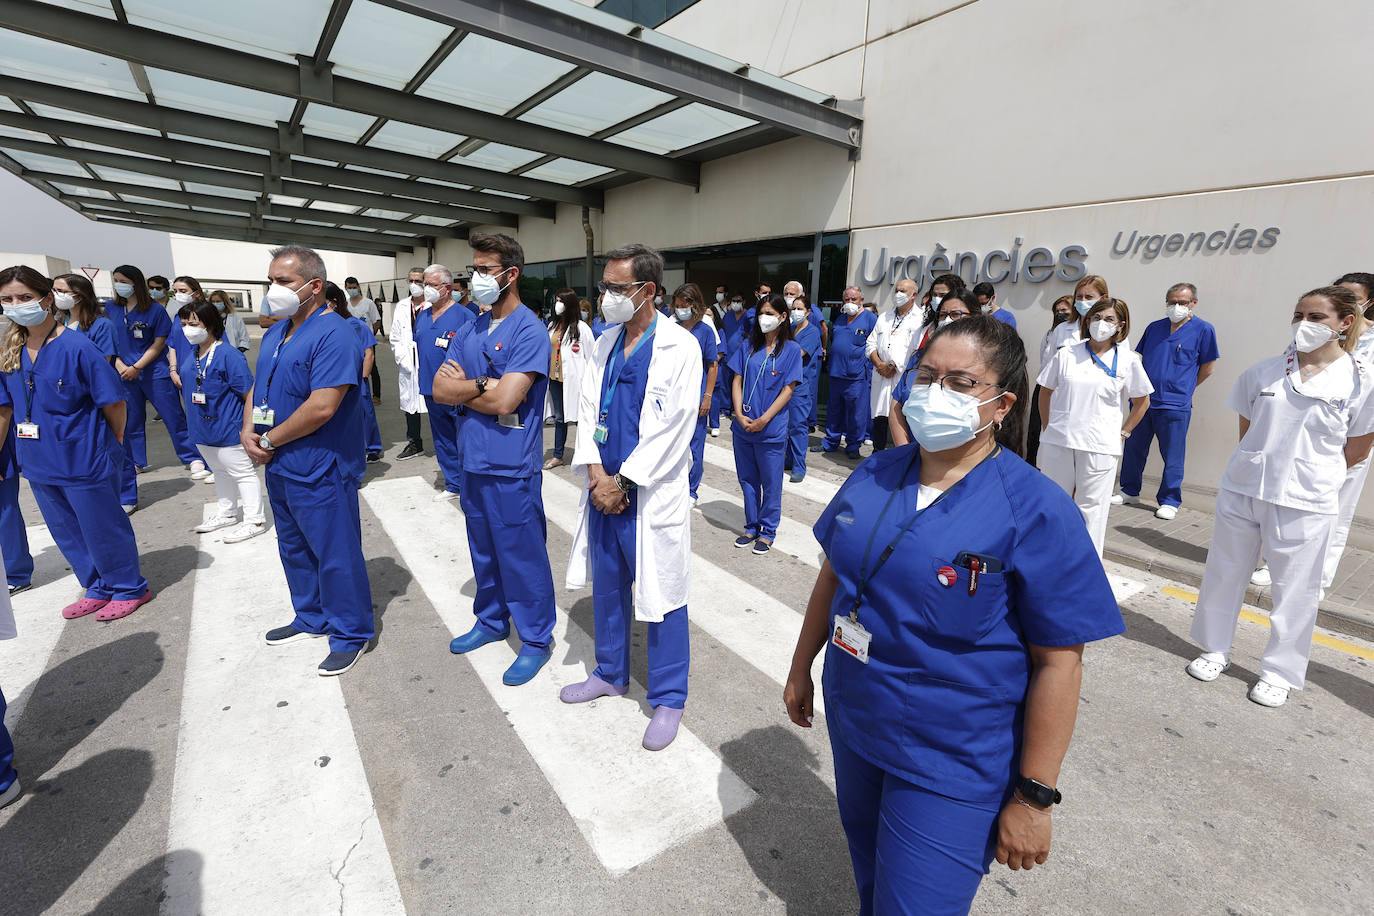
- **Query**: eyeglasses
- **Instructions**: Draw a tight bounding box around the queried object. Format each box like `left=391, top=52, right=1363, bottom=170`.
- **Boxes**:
left=937, top=310, right=970, bottom=320
left=903, top=368, right=1001, bottom=395
left=597, top=280, right=647, bottom=297
left=466, top=264, right=507, bottom=276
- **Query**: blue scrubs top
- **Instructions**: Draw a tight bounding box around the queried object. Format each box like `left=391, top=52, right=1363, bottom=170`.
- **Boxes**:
left=793, top=322, right=823, bottom=395
left=829, top=310, right=877, bottom=380
left=685, top=319, right=719, bottom=397
left=107, top=302, right=173, bottom=378
left=991, top=307, right=1017, bottom=329
left=184, top=341, right=254, bottom=448
left=67, top=315, right=118, bottom=361
left=590, top=317, right=609, bottom=339
left=721, top=310, right=748, bottom=357
left=253, top=308, right=363, bottom=484
left=0, top=330, right=125, bottom=485
left=349, top=317, right=377, bottom=364
left=1136, top=315, right=1219, bottom=410
left=414, top=303, right=475, bottom=397
left=891, top=348, right=925, bottom=406
left=814, top=446, right=1124, bottom=802
left=729, top=339, right=803, bottom=443
left=452, top=304, right=550, bottom=478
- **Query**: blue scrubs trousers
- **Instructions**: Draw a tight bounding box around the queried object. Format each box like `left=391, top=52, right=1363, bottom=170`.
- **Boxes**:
left=0, top=685, right=15, bottom=793
left=713, top=365, right=733, bottom=424
left=0, top=474, right=33, bottom=588
left=1119, top=407, right=1192, bottom=508
left=30, top=476, right=147, bottom=600
left=123, top=373, right=201, bottom=468
left=734, top=437, right=786, bottom=542
left=786, top=388, right=814, bottom=478
left=424, top=395, right=462, bottom=494
left=688, top=412, right=708, bottom=499
left=822, top=376, right=866, bottom=454
left=589, top=502, right=688, bottom=708
left=460, top=471, right=556, bottom=653
left=265, top=468, right=374, bottom=652
left=362, top=380, right=382, bottom=456
left=831, top=732, right=1001, bottom=915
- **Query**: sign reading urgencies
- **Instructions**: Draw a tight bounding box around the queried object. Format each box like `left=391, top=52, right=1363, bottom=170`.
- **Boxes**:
left=858, top=224, right=1280, bottom=290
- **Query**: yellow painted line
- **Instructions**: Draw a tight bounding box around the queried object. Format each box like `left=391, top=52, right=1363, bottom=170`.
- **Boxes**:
left=1159, top=586, right=1374, bottom=662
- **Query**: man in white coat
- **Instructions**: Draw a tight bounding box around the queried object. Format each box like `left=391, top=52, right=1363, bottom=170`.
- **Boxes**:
left=389, top=266, right=428, bottom=460
left=561, top=243, right=703, bottom=751
left=866, top=277, right=925, bottom=451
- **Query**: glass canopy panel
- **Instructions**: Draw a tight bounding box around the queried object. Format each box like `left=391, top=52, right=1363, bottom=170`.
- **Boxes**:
left=269, top=195, right=308, bottom=208
left=329, top=0, right=453, bottom=91
left=302, top=104, right=378, bottom=144
left=408, top=215, right=459, bottom=227
left=452, top=143, right=545, bottom=172
left=118, top=195, right=188, bottom=207
left=519, top=158, right=613, bottom=185
left=24, top=104, right=162, bottom=136
left=166, top=133, right=266, bottom=155
left=145, top=69, right=295, bottom=126
left=7, top=151, right=97, bottom=178
left=367, top=121, right=465, bottom=159
left=307, top=200, right=365, bottom=214
left=608, top=103, right=756, bottom=155
left=0, top=98, right=22, bottom=112
left=361, top=208, right=415, bottom=221
left=90, top=165, right=183, bottom=189
left=28, top=0, right=115, bottom=18
left=291, top=218, right=343, bottom=227
left=4, top=127, right=59, bottom=145
left=521, top=71, right=674, bottom=136
left=0, top=29, right=144, bottom=100
left=418, top=35, right=576, bottom=114
left=184, top=183, right=258, bottom=200
left=121, top=0, right=330, bottom=64
left=51, top=183, right=117, bottom=200
left=62, top=139, right=165, bottom=160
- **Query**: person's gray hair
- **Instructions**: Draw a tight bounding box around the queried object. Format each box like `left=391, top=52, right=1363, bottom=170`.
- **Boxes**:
left=1166, top=282, right=1198, bottom=300
left=784, top=279, right=805, bottom=294
left=604, top=243, right=664, bottom=296
left=424, top=263, right=454, bottom=285
left=408, top=265, right=426, bottom=276
left=843, top=285, right=861, bottom=297
left=269, top=245, right=326, bottom=282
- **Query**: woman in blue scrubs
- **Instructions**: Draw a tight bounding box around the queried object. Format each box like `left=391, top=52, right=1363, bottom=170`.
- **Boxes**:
left=786, top=295, right=823, bottom=483
left=324, top=282, right=383, bottom=466
left=0, top=266, right=151, bottom=622
left=55, top=273, right=118, bottom=363
left=107, top=264, right=205, bottom=511
left=671, top=283, right=721, bottom=502
left=785, top=316, right=1124, bottom=914
left=730, top=294, right=802, bottom=555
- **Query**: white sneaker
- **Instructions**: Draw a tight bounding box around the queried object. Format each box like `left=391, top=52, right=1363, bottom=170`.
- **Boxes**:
left=189, top=460, right=211, bottom=481
left=1250, top=566, right=1272, bottom=587
left=709, top=428, right=720, bottom=438
left=1319, top=588, right=1327, bottom=602
left=122, top=504, right=137, bottom=516
left=1155, top=505, right=1178, bottom=520
left=193, top=514, right=238, bottom=534
left=202, top=473, right=216, bottom=485
left=222, top=522, right=266, bottom=544
left=1186, top=654, right=1230, bottom=682
left=1248, top=679, right=1289, bottom=708
left=433, top=490, right=459, bottom=503
left=1113, top=492, right=1140, bottom=506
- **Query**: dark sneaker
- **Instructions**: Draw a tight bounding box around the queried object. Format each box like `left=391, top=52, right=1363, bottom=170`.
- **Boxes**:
left=752, top=540, right=772, bottom=556
left=366, top=451, right=382, bottom=463
left=318, top=648, right=362, bottom=677
left=734, top=535, right=756, bottom=548
left=8, top=583, right=31, bottom=597
left=396, top=442, right=423, bottom=461
left=265, top=625, right=322, bottom=646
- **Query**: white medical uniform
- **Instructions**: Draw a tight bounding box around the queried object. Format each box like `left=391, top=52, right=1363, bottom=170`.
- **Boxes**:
left=565, top=321, right=703, bottom=622
left=1192, top=351, right=1374, bottom=689
left=387, top=298, right=428, bottom=416
left=1036, top=341, right=1153, bottom=556
left=1322, top=330, right=1374, bottom=587
left=1051, top=319, right=1130, bottom=353
left=348, top=297, right=380, bottom=327
left=866, top=306, right=925, bottom=419
left=544, top=320, right=593, bottom=421
left=222, top=310, right=250, bottom=351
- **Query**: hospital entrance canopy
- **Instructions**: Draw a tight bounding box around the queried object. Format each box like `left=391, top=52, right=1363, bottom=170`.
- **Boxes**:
left=0, top=0, right=863, bottom=257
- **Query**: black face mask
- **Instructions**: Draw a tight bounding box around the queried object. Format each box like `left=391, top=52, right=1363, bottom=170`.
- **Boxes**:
left=1053, top=311, right=1073, bottom=326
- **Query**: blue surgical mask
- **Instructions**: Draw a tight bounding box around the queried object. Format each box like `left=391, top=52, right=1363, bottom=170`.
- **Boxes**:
left=113, top=281, right=134, bottom=298
left=902, top=383, right=1004, bottom=452
left=5, top=300, right=51, bottom=327
left=149, top=288, right=165, bottom=300
left=1075, top=298, right=1097, bottom=315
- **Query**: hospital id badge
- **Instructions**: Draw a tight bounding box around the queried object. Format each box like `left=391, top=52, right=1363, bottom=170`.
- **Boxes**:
left=497, top=412, right=524, bottom=429
left=593, top=423, right=608, bottom=444
left=191, top=391, right=207, bottom=405
left=15, top=422, right=38, bottom=440
left=133, top=328, right=144, bottom=339
left=832, top=615, right=871, bottom=665
left=435, top=336, right=449, bottom=349
left=251, top=405, right=275, bottom=426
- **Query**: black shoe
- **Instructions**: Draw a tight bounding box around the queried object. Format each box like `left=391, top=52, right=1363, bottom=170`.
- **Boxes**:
left=366, top=451, right=382, bottom=462
left=318, top=648, right=363, bottom=677
left=265, top=624, right=322, bottom=646
left=8, top=583, right=31, bottom=596
left=396, top=442, right=423, bottom=461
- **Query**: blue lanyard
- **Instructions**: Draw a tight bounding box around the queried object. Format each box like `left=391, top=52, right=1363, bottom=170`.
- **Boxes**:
left=195, top=341, right=217, bottom=390
left=599, top=315, right=657, bottom=424
left=1085, top=341, right=1118, bottom=378
left=743, top=344, right=777, bottom=415
left=260, top=309, right=321, bottom=405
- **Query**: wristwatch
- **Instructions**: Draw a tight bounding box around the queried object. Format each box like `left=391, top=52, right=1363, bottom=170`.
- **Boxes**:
left=1016, top=776, right=1061, bottom=808
left=259, top=432, right=276, bottom=451
left=474, top=376, right=489, bottom=395
left=613, top=473, right=636, bottom=495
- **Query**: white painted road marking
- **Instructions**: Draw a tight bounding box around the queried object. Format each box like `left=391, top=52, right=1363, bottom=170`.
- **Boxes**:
left=704, top=439, right=844, bottom=507
left=0, top=525, right=78, bottom=727
left=161, top=507, right=405, bottom=915
left=362, top=476, right=757, bottom=877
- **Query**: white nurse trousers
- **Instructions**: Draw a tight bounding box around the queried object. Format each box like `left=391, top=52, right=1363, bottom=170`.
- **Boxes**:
left=1037, top=442, right=1116, bottom=558
left=1191, top=488, right=1334, bottom=690
left=199, top=444, right=266, bottom=525
left=1322, top=457, right=1370, bottom=589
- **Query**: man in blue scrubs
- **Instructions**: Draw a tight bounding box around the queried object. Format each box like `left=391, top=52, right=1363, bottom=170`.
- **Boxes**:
left=433, top=233, right=556, bottom=687
left=414, top=264, right=475, bottom=501
left=1115, top=282, right=1219, bottom=520
left=973, top=281, right=1017, bottom=328
left=813, top=286, right=876, bottom=458
left=244, top=246, right=373, bottom=677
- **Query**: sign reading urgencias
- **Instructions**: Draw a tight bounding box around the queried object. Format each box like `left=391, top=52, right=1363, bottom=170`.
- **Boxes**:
left=858, top=239, right=1089, bottom=290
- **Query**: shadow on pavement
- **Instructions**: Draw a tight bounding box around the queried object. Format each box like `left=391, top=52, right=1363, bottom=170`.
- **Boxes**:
left=140, top=544, right=207, bottom=594
left=87, top=850, right=202, bottom=916
left=1116, top=525, right=1210, bottom=565
left=136, top=475, right=195, bottom=510
left=366, top=554, right=412, bottom=647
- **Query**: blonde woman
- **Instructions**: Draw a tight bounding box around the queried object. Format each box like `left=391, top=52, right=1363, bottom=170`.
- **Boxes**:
left=207, top=288, right=250, bottom=352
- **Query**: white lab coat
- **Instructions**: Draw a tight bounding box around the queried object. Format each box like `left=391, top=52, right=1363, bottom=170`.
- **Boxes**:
left=865, top=307, right=925, bottom=418
left=544, top=320, right=594, bottom=421
left=565, top=320, right=704, bottom=622
left=223, top=311, right=250, bottom=351
left=388, top=297, right=428, bottom=415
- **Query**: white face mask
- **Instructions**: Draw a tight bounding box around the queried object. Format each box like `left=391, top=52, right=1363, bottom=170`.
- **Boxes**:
left=842, top=303, right=859, bottom=316
left=1292, top=319, right=1337, bottom=353
left=183, top=325, right=209, bottom=345
left=1089, top=319, right=1118, bottom=343
left=758, top=313, right=782, bottom=333
left=675, top=307, right=693, bottom=321
left=263, top=278, right=314, bottom=317
left=173, top=291, right=194, bottom=306
left=1166, top=303, right=1192, bottom=323
left=715, top=292, right=725, bottom=303
left=790, top=308, right=806, bottom=325
left=554, top=301, right=565, bottom=316
left=893, top=291, right=911, bottom=309
left=470, top=269, right=511, bottom=306
left=902, top=383, right=1005, bottom=452
left=423, top=285, right=443, bottom=304
left=938, top=316, right=956, bottom=328
left=53, top=291, right=76, bottom=311
left=602, top=284, right=646, bottom=324
left=654, top=296, right=663, bottom=307
left=928, top=295, right=943, bottom=308
left=730, top=301, right=743, bottom=312
left=784, top=295, right=797, bottom=308
left=409, top=282, right=424, bottom=298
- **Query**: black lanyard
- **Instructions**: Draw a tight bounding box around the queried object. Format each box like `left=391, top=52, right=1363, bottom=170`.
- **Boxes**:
left=848, top=445, right=1001, bottom=619
left=21, top=323, right=59, bottom=423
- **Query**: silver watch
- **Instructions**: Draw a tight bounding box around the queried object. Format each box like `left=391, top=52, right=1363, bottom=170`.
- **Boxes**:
left=259, top=432, right=276, bottom=451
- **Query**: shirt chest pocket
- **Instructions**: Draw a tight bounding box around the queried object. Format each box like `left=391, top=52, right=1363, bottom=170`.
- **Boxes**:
left=42, top=375, right=87, bottom=417
left=282, top=358, right=313, bottom=399
left=908, top=557, right=1009, bottom=645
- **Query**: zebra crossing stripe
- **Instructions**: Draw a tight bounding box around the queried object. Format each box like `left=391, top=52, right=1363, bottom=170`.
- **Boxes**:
left=361, top=476, right=757, bottom=877
left=0, top=525, right=75, bottom=728
left=161, top=508, right=405, bottom=915
left=702, top=439, right=842, bottom=506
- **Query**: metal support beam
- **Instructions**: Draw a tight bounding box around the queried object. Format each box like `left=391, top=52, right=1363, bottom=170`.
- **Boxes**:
left=90, top=214, right=406, bottom=258
left=0, top=120, right=555, bottom=220
left=0, top=76, right=596, bottom=209
left=374, top=0, right=862, bottom=149
left=0, top=0, right=700, bottom=185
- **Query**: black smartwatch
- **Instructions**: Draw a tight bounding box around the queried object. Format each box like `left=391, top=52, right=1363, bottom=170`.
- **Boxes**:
left=474, top=376, right=489, bottom=396
left=1016, top=776, right=1061, bottom=808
